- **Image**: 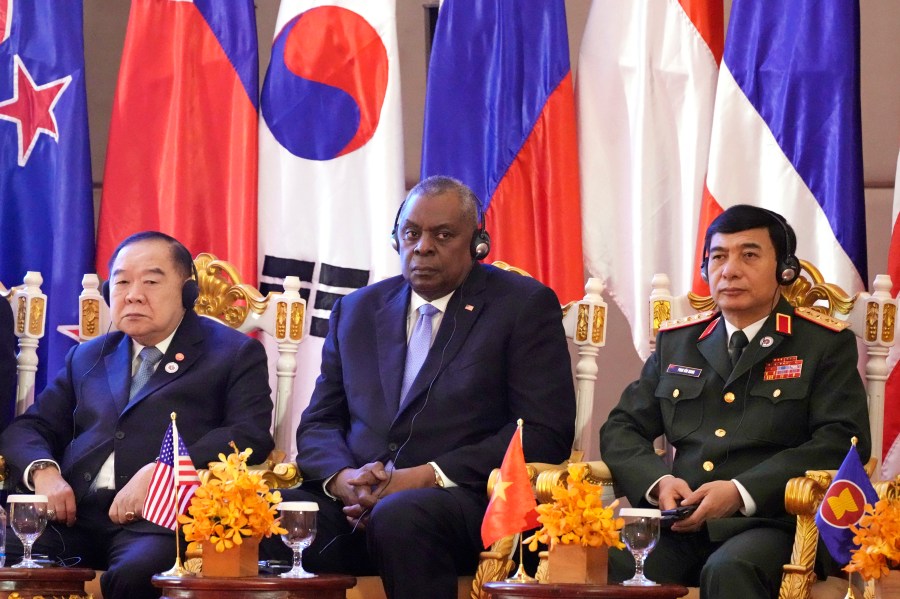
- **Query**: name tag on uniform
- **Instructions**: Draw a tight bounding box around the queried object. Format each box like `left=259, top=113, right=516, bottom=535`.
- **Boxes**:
left=667, top=364, right=702, bottom=377
left=764, top=356, right=803, bottom=381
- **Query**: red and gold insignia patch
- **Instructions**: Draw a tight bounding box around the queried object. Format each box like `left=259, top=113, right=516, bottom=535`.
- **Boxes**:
left=764, top=356, right=803, bottom=381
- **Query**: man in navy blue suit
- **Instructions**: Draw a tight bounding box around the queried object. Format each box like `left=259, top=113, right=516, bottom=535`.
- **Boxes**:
left=0, top=231, right=274, bottom=599
left=0, top=298, right=16, bottom=432
left=264, top=176, right=576, bottom=599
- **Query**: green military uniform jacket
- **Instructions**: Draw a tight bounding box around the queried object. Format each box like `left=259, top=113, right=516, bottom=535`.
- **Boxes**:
left=601, top=296, right=871, bottom=540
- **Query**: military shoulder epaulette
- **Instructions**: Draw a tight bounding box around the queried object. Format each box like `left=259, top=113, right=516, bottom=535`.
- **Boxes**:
left=794, top=306, right=850, bottom=332
left=659, top=310, right=717, bottom=332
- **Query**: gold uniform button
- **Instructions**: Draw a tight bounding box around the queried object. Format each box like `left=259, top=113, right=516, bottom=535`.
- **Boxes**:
left=673, top=389, right=680, bottom=398
left=715, top=428, right=726, bottom=437
left=703, top=461, right=714, bottom=471
left=773, top=389, right=782, bottom=398
left=723, top=392, right=735, bottom=403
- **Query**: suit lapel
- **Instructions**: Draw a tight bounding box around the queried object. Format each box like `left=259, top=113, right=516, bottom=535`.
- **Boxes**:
left=396, top=265, right=487, bottom=420
left=728, top=300, right=792, bottom=384
left=108, top=335, right=133, bottom=415
left=697, top=317, right=731, bottom=383
left=122, top=313, right=205, bottom=416
left=376, top=283, right=410, bottom=414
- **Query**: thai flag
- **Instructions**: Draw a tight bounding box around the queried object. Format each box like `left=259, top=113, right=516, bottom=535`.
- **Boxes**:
left=421, top=0, right=584, bottom=303
left=96, top=0, right=259, bottom=282
left=0, top=0, right=94, bottom=395
left=694, top=0, right=867, bottom=294
left=143, top=420, right=200, bottom=531
left=578, top=0, right=723, bottom=358
left=258, top=1, right=404, bottom=456
left=883, top=150, right=900, bottom=479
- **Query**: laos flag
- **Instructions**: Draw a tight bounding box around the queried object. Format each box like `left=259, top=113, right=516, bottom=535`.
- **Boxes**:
left=693, top=0, right=866, bottom=294
left=421, top=0, right=584, bottom=303
left=96, top=0, right=259, bottom=282
left=258, top=1, right=404, bottom=456
left=0, top=0, right=94, bottom=400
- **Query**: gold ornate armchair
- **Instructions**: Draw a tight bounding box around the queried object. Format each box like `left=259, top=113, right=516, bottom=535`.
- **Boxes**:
left=648, top=260, right=898, bottom=599
left=1, top=271, right=47, bottom=417
left=470, top=269, right=615, bottom=597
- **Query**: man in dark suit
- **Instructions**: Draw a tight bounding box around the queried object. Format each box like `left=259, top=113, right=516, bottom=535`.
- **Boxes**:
left=601, top=205, right=871, bottom=599
left=265, top=176, right=575, bottom=599
left=0, top=231, right=274, bottom=599
left=0, top=298, right=16, bottom=431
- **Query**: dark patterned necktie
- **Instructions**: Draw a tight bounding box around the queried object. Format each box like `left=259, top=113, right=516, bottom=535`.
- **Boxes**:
left=129, top=346, right=163, bottom=400
left=728, top=330, right=749, bottom=368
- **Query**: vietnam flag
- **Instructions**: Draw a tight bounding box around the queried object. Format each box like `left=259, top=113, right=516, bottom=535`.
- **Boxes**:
left=422, top=0, right=583, bottom=303
left=481, top=422, right=539, bottom=549
left=96, top=0, right=259, bottom=281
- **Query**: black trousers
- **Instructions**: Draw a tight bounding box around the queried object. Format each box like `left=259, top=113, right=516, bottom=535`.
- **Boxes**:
left=5, top=489, right=178, bottom=599
left=608, top=525, right=794, bottom=599
left=261, top=484, right=487, bottom=599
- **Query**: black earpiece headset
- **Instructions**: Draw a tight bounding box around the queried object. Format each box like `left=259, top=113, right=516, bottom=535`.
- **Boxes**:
left=390, top=195, right=491, bottom=261
left=102, top=239, right=200, bottom=310
left=700, top=207, right=800, bottom=286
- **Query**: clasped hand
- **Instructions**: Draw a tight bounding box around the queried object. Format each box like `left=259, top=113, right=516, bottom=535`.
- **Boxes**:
left=656, top=477, right=743, bottom=533
left=328, top=461, right=435, bottom=529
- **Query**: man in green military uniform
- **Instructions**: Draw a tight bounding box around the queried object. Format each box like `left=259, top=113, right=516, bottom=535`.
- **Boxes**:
left=601, top=205, right=871, bottom=599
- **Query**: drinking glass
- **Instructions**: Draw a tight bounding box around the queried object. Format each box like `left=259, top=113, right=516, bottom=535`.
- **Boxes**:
left=619, top=507, right=661, bottom=586
left=278, top=501, right=318, bottom=578
left=8, top=494, right=48, bottom=568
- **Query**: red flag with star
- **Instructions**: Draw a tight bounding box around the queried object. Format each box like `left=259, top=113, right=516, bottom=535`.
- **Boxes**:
left=481, top=422, right=539, bottom=548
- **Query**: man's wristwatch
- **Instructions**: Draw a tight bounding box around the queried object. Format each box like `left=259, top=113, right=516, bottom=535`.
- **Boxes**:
left=28, top=460, right=58, bottom=485
left=430, top=463, right=445, bottom=488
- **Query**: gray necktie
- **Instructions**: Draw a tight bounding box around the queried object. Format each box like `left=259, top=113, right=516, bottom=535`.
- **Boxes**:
left=129, top=346, right=164, bottom=400
left=728, top=330, right=749, bottom=368
left=400, top=304, right=440, bottom=409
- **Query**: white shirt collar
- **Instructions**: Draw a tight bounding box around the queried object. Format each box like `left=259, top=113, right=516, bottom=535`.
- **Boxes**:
left=723, top=314, right=769, bottom=345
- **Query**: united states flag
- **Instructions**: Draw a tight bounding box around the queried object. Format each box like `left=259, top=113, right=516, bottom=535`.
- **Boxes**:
left=142, top=421, right=200, bottom=530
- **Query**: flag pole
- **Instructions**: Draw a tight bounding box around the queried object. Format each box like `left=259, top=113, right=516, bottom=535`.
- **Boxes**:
left=504, top=419, right=535, bottom=583
left=162, top=412, right=192, bottom=577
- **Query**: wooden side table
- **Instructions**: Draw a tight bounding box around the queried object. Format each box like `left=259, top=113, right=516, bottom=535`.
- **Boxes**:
left=0, top=567, right=96, bottom=599
left=152, top=573, right=357, bottom=599
left=483, top=581, right=690, bottom=599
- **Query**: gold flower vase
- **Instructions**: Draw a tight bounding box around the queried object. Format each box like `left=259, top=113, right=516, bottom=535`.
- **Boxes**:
left=200, top=536, right=260, bottom=578
left=546, top=543, right=608, bottom=585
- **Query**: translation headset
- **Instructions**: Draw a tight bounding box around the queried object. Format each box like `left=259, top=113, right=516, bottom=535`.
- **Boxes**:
left=101, top=241, right=200, bottom=310
left=389, top=195, right=491, bottom=260
left=700, top=207, right=800, bottom=286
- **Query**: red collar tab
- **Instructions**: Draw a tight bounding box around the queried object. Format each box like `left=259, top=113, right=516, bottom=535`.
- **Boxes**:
left=775, top=313, right=792, bottom=336
left=698, top=316, right=722, bottom=340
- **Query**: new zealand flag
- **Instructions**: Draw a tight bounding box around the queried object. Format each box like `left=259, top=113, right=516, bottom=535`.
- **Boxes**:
left=0, top=0, right=94, bottom=409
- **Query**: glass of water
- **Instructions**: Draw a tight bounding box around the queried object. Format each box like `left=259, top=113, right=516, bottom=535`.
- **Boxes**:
left=278, top=501, right=318, bottom=578
left=8, top=494, right=49, bottom=568
left=619, top=508, right=661, bottom=586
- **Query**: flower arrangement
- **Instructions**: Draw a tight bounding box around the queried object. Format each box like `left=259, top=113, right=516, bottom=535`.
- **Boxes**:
left=846, top=481, right=900, bottom=581
left=528, top=463, right=624, bottom=551
left=179, top=443, right=287, bottom=553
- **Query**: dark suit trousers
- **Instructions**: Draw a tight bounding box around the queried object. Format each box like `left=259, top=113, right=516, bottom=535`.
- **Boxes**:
left=609, top=526, right=793, bottom=599
left=262, top=484, right=487, bottom=599
left=5, top=490, right=176, bottom=599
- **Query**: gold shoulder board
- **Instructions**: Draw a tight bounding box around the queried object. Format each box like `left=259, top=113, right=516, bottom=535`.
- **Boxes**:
left=659, top=310, right=717, bottom=332
left=794, top=306, right=850, bottom=332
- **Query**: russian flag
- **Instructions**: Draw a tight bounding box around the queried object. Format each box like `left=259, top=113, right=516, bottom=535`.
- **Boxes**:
left=694, top=0, right=867, bottom=294
left=96, top=0, right=259, bottom=282
left=421, top=0, right=584, bottom=303
left=578, top=0, right=723, bottom=358
left=0, top=0, right=94, bottom=402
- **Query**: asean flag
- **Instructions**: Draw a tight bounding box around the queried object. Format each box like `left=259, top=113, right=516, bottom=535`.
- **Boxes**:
left=258, top=1, right=404, bottom=456
left=96, top=0, right=259, bottom=281
left=421, top=0, right=583, bottom=303
left=693, top=0, right=866, bottom=295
